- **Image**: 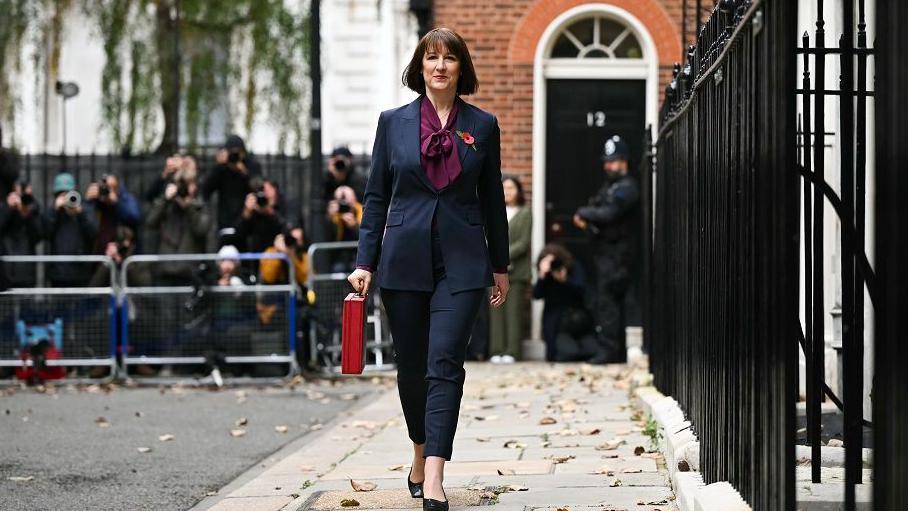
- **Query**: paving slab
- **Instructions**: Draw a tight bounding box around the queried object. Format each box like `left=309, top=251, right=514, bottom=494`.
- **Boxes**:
left=199, top=362, right=676, bottom=511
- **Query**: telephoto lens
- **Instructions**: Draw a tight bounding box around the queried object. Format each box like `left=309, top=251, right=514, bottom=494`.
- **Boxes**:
left=334, top=159, right=347, bottom=171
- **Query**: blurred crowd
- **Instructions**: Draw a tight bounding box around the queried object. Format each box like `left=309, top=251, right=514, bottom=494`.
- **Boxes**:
left=0, top=135, right=366, bottom=292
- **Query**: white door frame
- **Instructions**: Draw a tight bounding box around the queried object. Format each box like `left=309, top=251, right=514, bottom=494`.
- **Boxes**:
left=529, top=3, right=659, bottom=341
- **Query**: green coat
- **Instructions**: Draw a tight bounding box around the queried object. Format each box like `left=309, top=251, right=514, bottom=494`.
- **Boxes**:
left=507, top=206, right=532, bottom=282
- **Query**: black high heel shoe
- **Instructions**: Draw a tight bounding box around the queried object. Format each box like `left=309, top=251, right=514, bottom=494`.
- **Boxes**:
left=423, top=488, right=448, bottom=510
left=407, top=467, right=424, bottom=498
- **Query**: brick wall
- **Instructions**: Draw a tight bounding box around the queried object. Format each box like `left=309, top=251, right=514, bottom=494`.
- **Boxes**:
left=432, top=0, right=688, bottom=196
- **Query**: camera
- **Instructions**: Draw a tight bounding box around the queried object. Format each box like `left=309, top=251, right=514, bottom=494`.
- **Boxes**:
left=334, top=159, right=347, bottom=171
left=227, top=150, right=244, bottom=165
left=17, top=181, right=33, bottom=207
left=98, top=174, right=111, bottom=197
left=282, top=226, right=299, bottom=250
left=176, top=180, right=190, bottom=199
left=255, top=191, right=269, bottom=208
left=63, top=190, right=82, bottom=210
left=550, top=258, right=565, bottom=271
left=185, top=263, right=211, bottom=312
left=337, top=199, right=352, bottom=214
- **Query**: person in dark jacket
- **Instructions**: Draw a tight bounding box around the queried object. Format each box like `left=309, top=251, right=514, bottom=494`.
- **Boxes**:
left=532, top=244, right=596, bottom=362
left=0, top=181, right=43, bottom=287
left=323, top=145, right=366, bottom=202
left=45, top=173, right=98, bottom=287
left=202, top=134, right=262, bottom=242
left=82, top=173, right=141, bottom=255
left=573, top=135, right=641, bottom=364
left=145, top=159, right=211, bottom=285
left=235, top=178, right=284, bottom=254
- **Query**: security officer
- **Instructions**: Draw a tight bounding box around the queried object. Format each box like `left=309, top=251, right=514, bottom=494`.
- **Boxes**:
left=572, top=135, right=640, bottom=364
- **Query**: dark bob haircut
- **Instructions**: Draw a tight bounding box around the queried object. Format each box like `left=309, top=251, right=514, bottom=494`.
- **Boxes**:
left=502, top=174, right=526, bottom=206
left=402, top=28, right=479, bottom=96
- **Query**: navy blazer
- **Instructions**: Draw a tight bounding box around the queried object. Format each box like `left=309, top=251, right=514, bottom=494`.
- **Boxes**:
left=355, top=95, right=510, bottom=293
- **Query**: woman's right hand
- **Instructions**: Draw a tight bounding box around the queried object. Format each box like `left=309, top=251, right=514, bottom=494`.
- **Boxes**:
left=347, top=268, right=372, bottom=296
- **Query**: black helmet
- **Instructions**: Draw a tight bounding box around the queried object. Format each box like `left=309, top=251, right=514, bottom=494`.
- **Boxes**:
left=600, top=135, right=629, bottom=162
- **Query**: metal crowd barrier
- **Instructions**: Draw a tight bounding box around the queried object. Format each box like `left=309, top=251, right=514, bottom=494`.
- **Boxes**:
left=0, top=255, right=118, bottom=384
left=120, top=253, right=300, bottom=384
left=306, top=241, right=394, bottom=374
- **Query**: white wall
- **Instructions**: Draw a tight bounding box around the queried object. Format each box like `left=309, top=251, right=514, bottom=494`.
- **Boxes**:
left=6, top=0, right=419, bottom=157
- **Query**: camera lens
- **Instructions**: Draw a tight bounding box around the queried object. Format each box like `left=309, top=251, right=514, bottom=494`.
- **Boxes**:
left=177, top=181, right=190, bottom=198
left=228, top=151, right=242, bottom=164
left=64, top=191, right=82, bottom=209
left=256, top=192, right=268, bottom=207
left=334, top=159, right=347, bottom=171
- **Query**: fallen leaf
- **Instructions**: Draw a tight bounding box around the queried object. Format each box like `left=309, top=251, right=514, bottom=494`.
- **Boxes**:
left=497, top=468, right=516, bottom=475
left=310, top=423, right=323, bottom=430
left=235, top=417, right=248, bottom=427
left=579, top=427, right=601, bottom=435
left=547, top=455, right=575, bottom=464
left=475, top=437, right=490, bottom=442
left=8, top=476, right=34, bottom=482
left=340, top=498, right=360, bottom=507
left=621, top=467, right=643, bottom=473
left=503, top=440, right=527, bottom=449
left=275, top=425, right=289, bottom=433
left=350, top=479, right=377, bottom=491
left=387, top=464, right=406, bottom=471
left=595, top=439, right=625, bottom=450
left=610, top=478, right=623, bottom=487
left=592, top=465, right=615, bottom=475
left=135, top=411, right=144, bottom=418
left=502, top=484, right=528, bottom=492
left=538, top=416, right=557, bottom=425
left=678, top=460, right=691, bottom=472
left=340, top=393, right=357, bottom=400
left=634, top=446, right=646, bottom=456
left=230, top=429, right=247, bottom=438
left=137, top=447, right=152, bottom=453
left=95, top=416, right=110, bottom=428
left=158, top=434, right=175, bottom=442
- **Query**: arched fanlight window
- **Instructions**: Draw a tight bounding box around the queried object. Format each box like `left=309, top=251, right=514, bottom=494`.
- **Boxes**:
left=549, top=16, right=643, bottom=59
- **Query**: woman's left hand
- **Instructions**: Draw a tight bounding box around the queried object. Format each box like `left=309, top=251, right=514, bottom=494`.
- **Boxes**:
left=490, top=273, right=510, bottom=307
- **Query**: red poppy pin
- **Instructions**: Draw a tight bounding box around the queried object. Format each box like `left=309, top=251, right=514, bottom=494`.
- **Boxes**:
left=455, top=130, right=477, bottom=151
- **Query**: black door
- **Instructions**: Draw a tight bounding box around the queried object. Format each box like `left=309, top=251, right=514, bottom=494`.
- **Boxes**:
left=545, top=79, right=646, bottom=321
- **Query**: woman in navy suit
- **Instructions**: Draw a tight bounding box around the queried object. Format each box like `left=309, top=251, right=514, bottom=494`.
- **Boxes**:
left=347, top=27, right=510, bottom=510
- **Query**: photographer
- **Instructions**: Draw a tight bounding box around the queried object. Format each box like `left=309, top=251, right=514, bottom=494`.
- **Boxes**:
left=532, top=244, right=596, bottom=362
left=89, top=225, right=150, bottom=287
left=322, top=145, right=365, bottom=202
left=146, top=159, right=211, bottom=285
left=44, top=173, right=98, bottom=287
left=83, top=173, right=140, bottom=255
left=326, top=185, right=362, bottom=242
left=202, top=134, right=262, bottom=241
left=259, top=223, right=309, bottom=288
left=235, top=177, right=284, bottom=254
left=144, top=153, right=196, bottom=202
left=0, top=181, right=43, bottom=287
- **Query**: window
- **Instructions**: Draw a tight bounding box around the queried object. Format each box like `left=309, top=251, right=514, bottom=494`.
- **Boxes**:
left=549, top=16, right=643, bottom=59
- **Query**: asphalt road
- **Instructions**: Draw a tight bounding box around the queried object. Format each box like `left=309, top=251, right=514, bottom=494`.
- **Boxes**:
left=0, top=377, right=384, bottom=511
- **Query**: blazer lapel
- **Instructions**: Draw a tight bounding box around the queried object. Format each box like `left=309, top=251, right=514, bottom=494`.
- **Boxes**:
left=401, top=96, right=438, bottom=192
left=454, top=98, right=476, bottom=167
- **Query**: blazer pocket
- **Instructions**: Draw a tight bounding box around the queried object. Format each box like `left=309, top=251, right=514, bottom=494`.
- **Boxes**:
left=386, top=210, right=404, bottom=227
left=465, top=209, right=484, bottom=225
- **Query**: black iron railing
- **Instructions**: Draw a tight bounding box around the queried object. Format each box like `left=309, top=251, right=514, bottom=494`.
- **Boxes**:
left=645, top=1, right=798, bottom=509
left=797, top=2, right=876, bottom=509
left=873, top=2, right=908, bottom=508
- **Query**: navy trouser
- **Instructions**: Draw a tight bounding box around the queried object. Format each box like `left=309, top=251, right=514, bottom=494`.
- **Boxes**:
left=380, top=228, right=485, bottom=460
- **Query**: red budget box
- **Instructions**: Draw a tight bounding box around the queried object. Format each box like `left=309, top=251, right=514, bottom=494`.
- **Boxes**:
left=341, top=293, right=367, bottom=374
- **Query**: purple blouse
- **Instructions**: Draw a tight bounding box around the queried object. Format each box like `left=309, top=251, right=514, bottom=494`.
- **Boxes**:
left=419, top=94, right=462, bottom=190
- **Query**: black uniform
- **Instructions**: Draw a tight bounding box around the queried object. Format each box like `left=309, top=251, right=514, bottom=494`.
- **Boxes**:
left=575, top=173, right=640, bottom=362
